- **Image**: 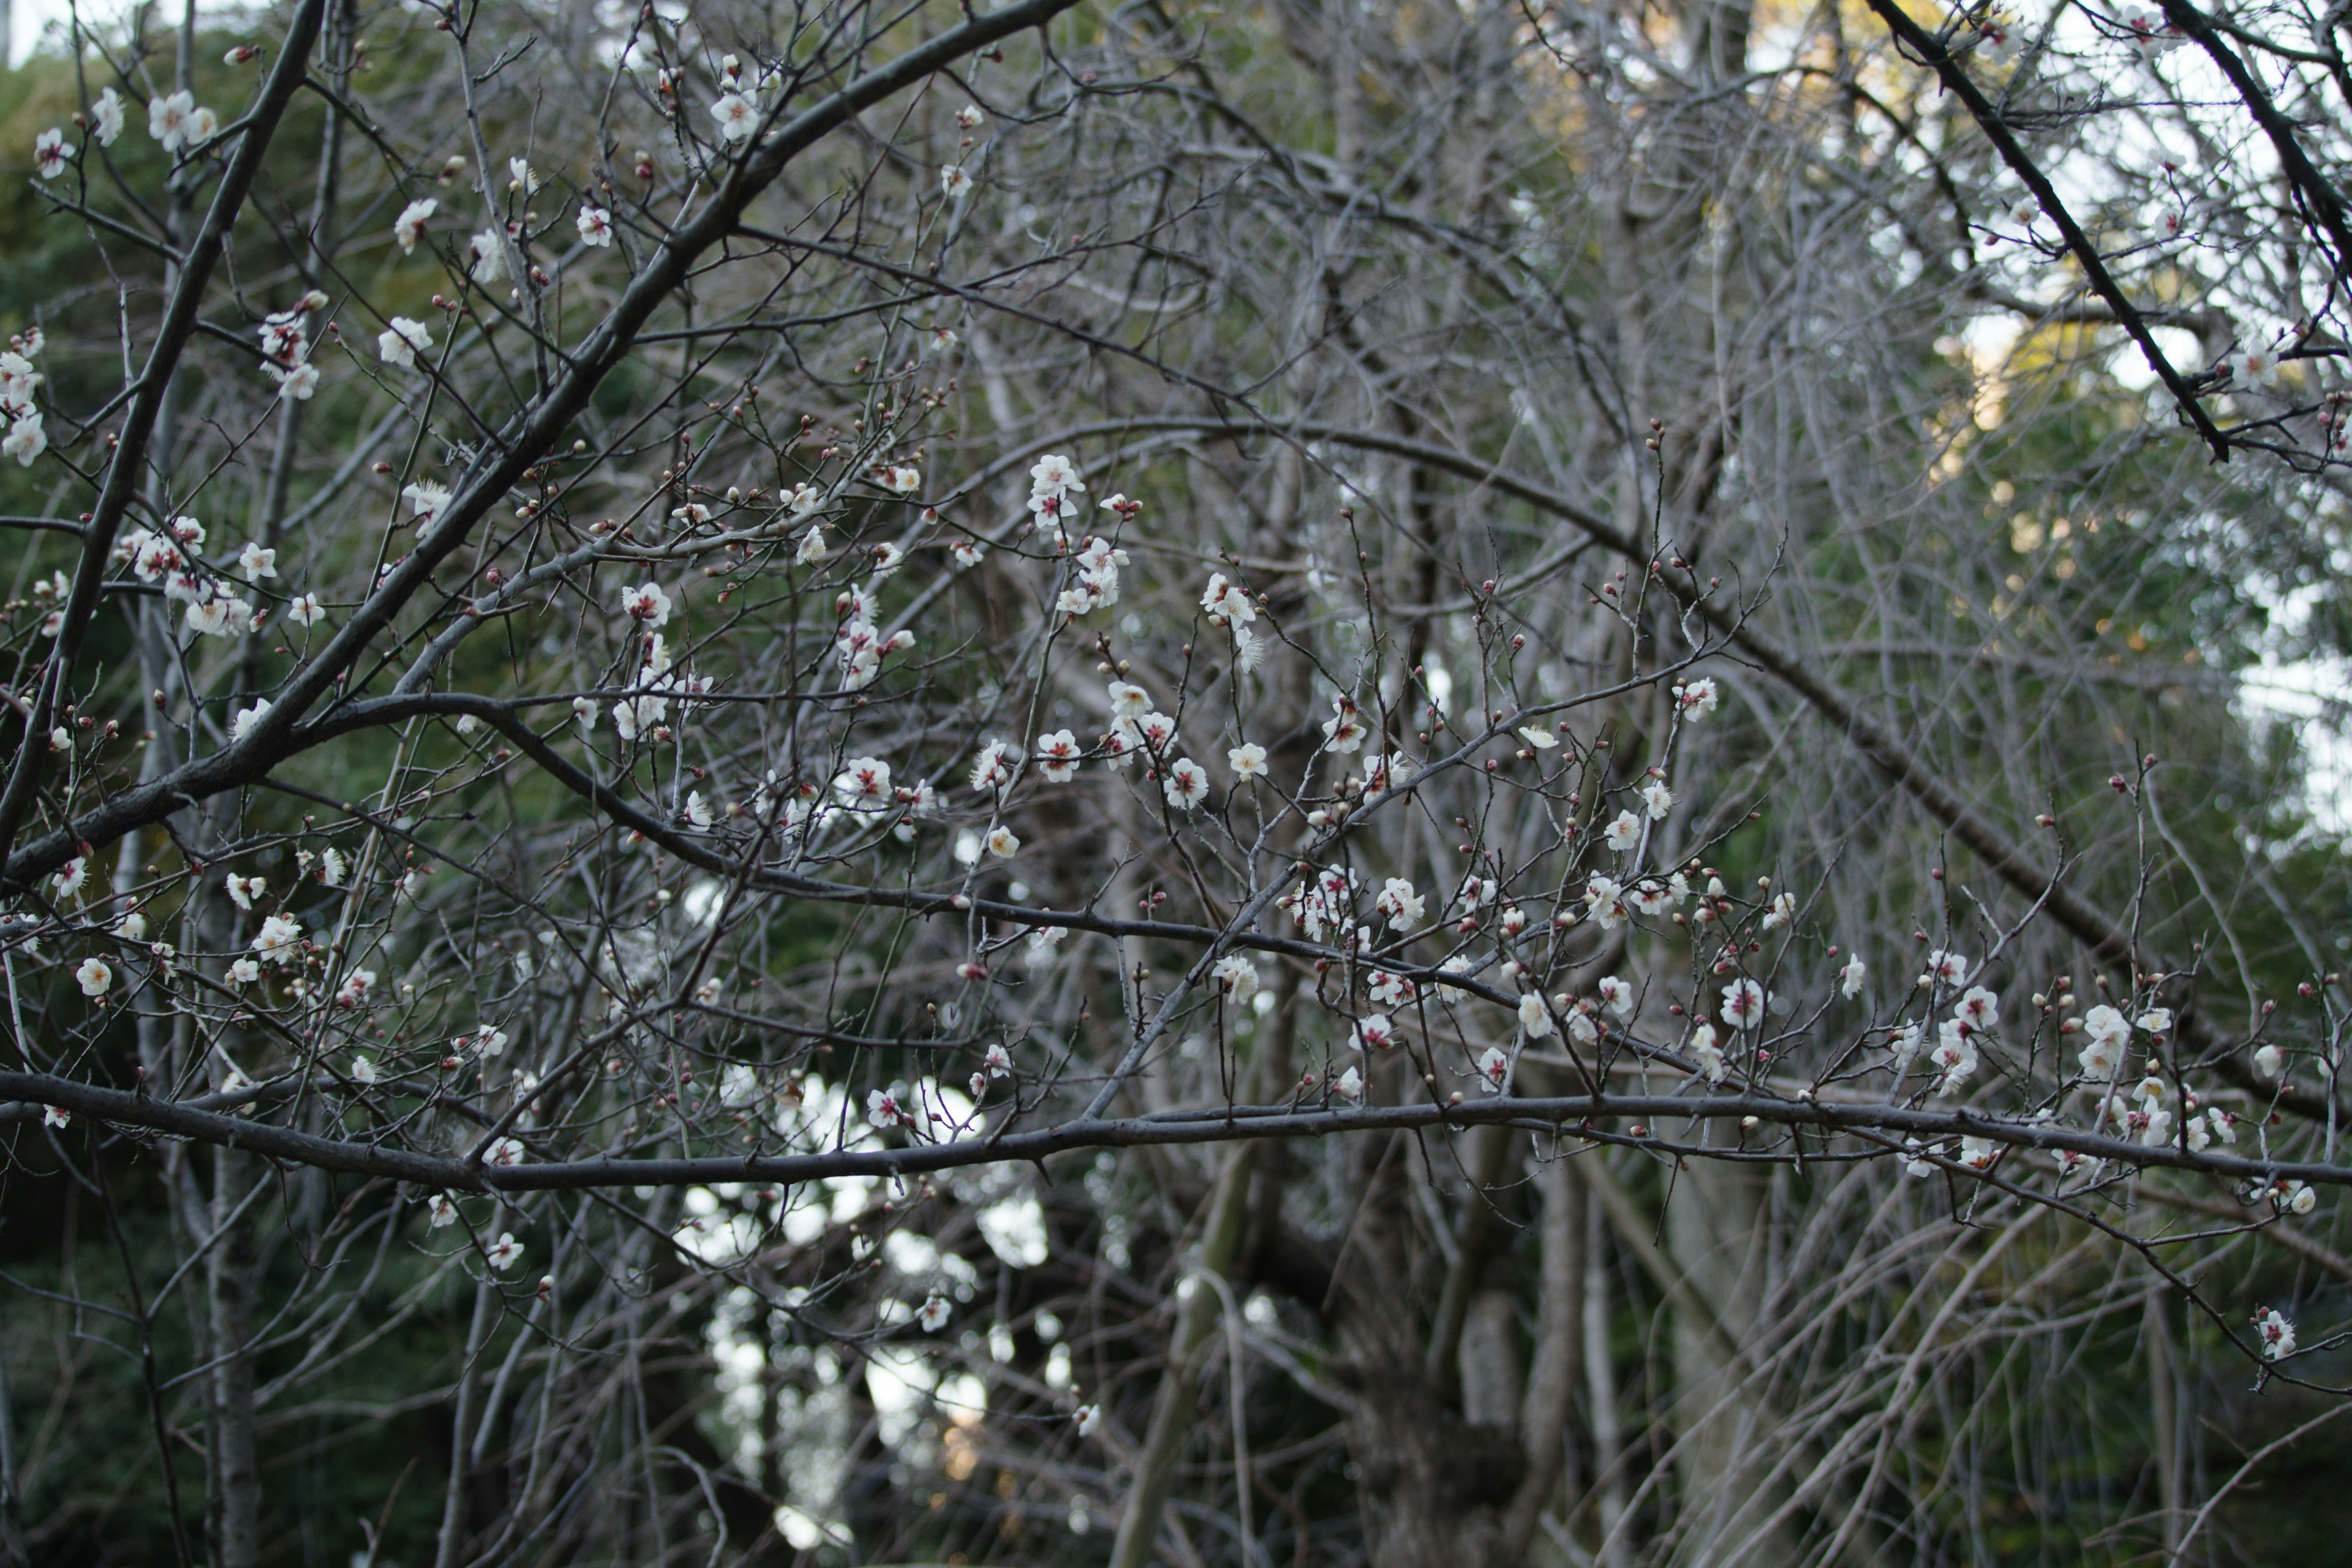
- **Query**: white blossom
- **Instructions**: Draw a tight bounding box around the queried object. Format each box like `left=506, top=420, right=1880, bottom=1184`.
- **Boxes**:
left=1840, top=956, right=1866, bottom=998
left=394, top=197, right=437, bottom=254
left=379, top=317, right=434, bottom=368
left=148, top=89, right=196, bottom=152
left=1721, top=979, right=1766, bottom=1030
left=711, top=91, right=758, bottom=141
left=4, top=413, right=45, bottom=466
left=1164, top=757, right=1210, bottom=810
left=91, top=88, right=125, bottom=146
left=74, top=957, right=111, bottom=997
left=1213, top=954, right=1260, bottom=1001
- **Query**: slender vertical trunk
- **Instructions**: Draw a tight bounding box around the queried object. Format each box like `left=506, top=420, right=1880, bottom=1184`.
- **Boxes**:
left=2147, top=1292, right=2184, bottom=1555
left=1667, top=1161, right=1802, bottom=1567
left=434, top=1281, right=497, bottom=1568
left=1586, top=1184, right=1631, bottom=1568
left=1499, top=1155, right=1585, bottom=1566
left=205, top=1148, right=260, bottom=1568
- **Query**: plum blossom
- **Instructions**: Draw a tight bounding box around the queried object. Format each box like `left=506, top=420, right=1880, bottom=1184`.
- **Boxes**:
left=486, top=1234, right=523, bottom=1271
left=252, top=914, right=303, bottom=959
left=2225, top=345, right=2282, bottom=388
left=2122, top=5, right=2181, bottom=53
left=379, top=317, right=434, bottom=368
left=1639, top=778, right=1673, bottom=820
left=1840, top=956, right=1867, bottom=998
left=1674, top=677, right=1719, bottom=718
left=91, top=88, right=125, bottom=146
left=286, top=593, right=325, bottom=627
left=1603, top=811, right=1643, bottom=853
left=1954, top=986, right=1999, bottom=1032
left=1354, top=1014, right=1396, bottom=1052
left=1921, top=949, right=1970, bottom=988
left=2255, top=1042, right=2285, bottom=1079
left=54, top=855, right=88, bottom=898
left=1201, top=956, right=1258, bottom=1005
left=1322, top=696, right=1368, bottom=754
left=2078, top=1004, right=2131, bottom=1077
left=619, top=582, right=673, bottom=627
left=577, top=206, right=614, bottom=247
left=1598, top=976, right=1634, bottom=1019
left=1334, top=1065, right=1365, bottom=1102
left=918, top=1295, right=952, bottom=1332
left=1929, top=1022, right=1978, bottom=1095
left=1691, top=1022, right=1727, bottom=1084
left=481, top=1136, right=526, bottom=1167
left=402, top=479, right=451, bottom=524
left=0, top=352, right=39, bottom=416
left=34, top=129, right=70, bottom=179
left=394, top=197, right=437, bottom=254
left=1376, top=878, right=1425, bottom=932
left=835, top=757, right=892, bottom=805
left=148, top=89, right=196, bottom=152
left=1519, top=992, right=1554, bottom=1038
left=941, top=164, right=972, bottom=197
left=1201, top=572, right=1256, bottom=629
left=2256, top=1308, right=2295, bottom=1361
left=4, top=413, right=45, bottom=466
left=268, top=358, right=318, bottom=401
left=1721, top=979, right=1766, bottom=1030
left=469, top=228, right=507, bottom=284
left=1477, top=1046, right=1509, bottom=1091
left=1026, top=454, right=1087, bottom=541
left=970, top=740, right=1016, bottom=794
left=1227, top=741, right=1267, bottom=781
left=1035, top=729, right=1081, bottom=783
left=75, top=957, right=111, bottom=997
left=1095, top=687, right=1149, bottom=732
left=711, top=91, right=758, bottom=141
left=1164, top=757, right=1210, bottom=810
left=986, top=825, right=1020, bottom=859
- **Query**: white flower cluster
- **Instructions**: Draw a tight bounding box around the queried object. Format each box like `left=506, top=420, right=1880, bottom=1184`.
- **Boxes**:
left=114, top=514, right=280, bottom=639
left=1027, top=453, right=1085, bottom=542
left=257, top=291, right=329, bottom=401
left=1199, top=570, right=1264, bottom=669
left=2, top=328, right=46, bottom=467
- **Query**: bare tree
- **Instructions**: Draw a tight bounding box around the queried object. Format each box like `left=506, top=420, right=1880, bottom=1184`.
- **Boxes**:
left=1, top=0, right=2348, bottom=1563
